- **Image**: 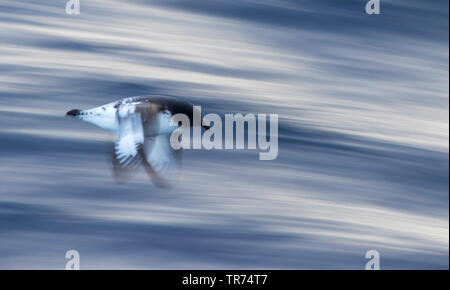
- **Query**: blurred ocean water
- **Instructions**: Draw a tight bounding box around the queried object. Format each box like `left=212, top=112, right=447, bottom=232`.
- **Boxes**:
left=0, top=0, right=448, bottom=269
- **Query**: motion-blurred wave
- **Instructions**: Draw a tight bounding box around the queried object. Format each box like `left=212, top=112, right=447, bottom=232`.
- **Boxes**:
left=0, top=0, right=448, bottom=269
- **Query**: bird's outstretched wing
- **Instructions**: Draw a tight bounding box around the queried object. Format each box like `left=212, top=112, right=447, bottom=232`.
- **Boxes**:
left=112, top=102, right=181, bottom=186
left=143, top=134, right=182, bottom=182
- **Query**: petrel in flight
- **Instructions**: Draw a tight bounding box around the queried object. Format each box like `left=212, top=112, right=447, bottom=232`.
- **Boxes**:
left=66, top=95, right=207, bottom=187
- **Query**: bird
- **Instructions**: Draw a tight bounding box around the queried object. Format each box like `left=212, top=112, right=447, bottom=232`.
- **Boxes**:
left=66, top=95, right=207, bottom=187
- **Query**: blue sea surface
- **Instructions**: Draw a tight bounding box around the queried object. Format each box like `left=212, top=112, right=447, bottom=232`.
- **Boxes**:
left=0, top=0, right=448, bottom=269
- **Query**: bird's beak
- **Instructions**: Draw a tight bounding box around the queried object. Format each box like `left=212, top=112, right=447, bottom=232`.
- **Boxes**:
left=66, top=109, right=81, bottom=118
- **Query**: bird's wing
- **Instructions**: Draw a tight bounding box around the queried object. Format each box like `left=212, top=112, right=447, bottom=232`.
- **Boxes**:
left=143, top=134, right=182, bottom=183
left=112, top=102, right=160, bottom=182
left=112, top=102, right=180, bottom=186
left=114, top=103, right=145, bottom=165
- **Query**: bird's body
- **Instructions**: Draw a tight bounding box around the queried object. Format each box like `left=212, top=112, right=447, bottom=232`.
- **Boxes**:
left=66, top=95, right=204, bottom=187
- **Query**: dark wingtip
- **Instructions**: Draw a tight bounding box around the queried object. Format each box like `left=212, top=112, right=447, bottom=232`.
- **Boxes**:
left=66, top=109, right=81, bottom=117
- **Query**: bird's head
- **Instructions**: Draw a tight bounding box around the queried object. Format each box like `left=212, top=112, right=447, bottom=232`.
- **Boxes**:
left=65, top=104, right=118, bottom=132
left=66, top=109, right=82, bottom=118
